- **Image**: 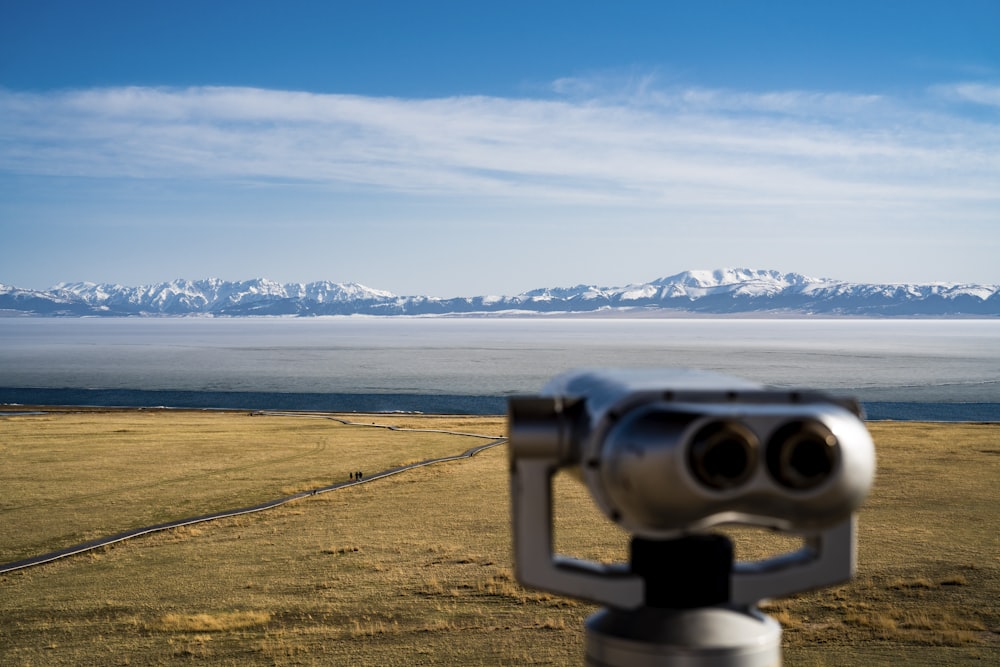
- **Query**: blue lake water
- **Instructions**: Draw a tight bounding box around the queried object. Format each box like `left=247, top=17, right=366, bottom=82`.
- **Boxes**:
left=1, top=317, right=998, bottom=419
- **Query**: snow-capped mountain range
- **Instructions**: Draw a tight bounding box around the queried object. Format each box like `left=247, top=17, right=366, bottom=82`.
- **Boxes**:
left=1, top=269, right=997, bottom=317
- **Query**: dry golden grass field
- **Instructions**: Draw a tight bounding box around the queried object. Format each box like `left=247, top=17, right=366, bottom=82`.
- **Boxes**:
left=0, top=410, right=998, bottom=666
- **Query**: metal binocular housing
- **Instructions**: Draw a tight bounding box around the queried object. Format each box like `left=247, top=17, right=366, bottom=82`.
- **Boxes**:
left=509, top=368, right=877, bottom=612
left=576, top=380, right=873, bottom=538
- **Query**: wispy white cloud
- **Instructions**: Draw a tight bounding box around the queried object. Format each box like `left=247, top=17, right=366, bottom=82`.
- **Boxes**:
left=932, top=82, right=1000, bottom=108
left=1, top=81, right=998, bottom=212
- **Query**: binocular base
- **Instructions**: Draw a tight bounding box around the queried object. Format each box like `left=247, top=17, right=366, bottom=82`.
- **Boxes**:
left=585, top=606, right=782, bottom=667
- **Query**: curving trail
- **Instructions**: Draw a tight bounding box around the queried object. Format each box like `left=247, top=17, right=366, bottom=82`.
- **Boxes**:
left=0, top=412, right=507, bottom=574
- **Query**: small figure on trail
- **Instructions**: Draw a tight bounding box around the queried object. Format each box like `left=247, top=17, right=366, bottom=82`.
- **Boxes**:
left=357, top=470, right=363, bottom=481
left=349, top=472, right=354, bottom=481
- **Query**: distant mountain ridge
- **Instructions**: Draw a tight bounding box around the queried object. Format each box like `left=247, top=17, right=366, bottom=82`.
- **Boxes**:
left=1, top=269, right=998, bottom=317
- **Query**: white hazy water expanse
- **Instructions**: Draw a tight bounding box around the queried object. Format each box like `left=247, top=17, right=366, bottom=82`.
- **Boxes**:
left=1, top=317, right=998, bottom=403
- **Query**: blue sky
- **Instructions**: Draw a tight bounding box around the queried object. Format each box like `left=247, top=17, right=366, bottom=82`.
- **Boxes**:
left=2, top=1, right=998, bottom=296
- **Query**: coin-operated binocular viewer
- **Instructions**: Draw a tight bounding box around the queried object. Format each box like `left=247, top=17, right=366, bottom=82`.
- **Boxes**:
left=509, top=369, right=876, bottom=666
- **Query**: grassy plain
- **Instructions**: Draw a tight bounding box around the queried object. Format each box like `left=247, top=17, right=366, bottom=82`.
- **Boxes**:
left=0, top=411, right=998, bottom=666
left=0, top=410, right=503, bottom=564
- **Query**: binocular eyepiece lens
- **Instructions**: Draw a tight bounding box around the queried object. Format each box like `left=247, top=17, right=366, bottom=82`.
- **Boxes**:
left=687, top=418, right=841, bottom=492
left=688, top=420, right=758, bottom=490
left=766, top=420, right=839, bottom=490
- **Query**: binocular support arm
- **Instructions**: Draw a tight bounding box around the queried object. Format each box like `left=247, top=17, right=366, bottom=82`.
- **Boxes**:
left=512, top=453, right=857, bottom=610
left=731, top=516, right=856, bottom=605
left=511, top=457, right=645, bottom=610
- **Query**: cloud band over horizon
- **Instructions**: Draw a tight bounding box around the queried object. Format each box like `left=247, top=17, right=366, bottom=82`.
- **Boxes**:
left=3, top=81, right=998, bottom=204
left=1, top=77, right=998, bottom=292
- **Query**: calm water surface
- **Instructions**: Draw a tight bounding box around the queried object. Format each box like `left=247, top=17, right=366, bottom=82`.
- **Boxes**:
left=1, top=317, right=998, bottom=406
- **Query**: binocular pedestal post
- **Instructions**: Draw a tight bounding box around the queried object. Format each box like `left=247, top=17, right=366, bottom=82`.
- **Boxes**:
left=584, top=535, right=782, bottom=667
left=584, top=605, right=781, bottom=667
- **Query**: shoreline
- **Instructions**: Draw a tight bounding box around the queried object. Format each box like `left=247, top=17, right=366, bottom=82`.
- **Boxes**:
left=3, top=402, right=999, bottom=424
left=10, top=394, right=995, bottom=421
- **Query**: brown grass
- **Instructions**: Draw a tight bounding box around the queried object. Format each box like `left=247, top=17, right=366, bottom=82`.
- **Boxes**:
left=150, top=610, right=272, bottom=632
left=0, top=415, right=997, bottom=666
left=0, top=409, right=504, bottom=563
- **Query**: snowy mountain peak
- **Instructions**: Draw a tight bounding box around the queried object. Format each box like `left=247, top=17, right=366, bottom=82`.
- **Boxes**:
left=3, top=271, right=998, bottom=317
left=654, top=268, right=816, bottom=288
